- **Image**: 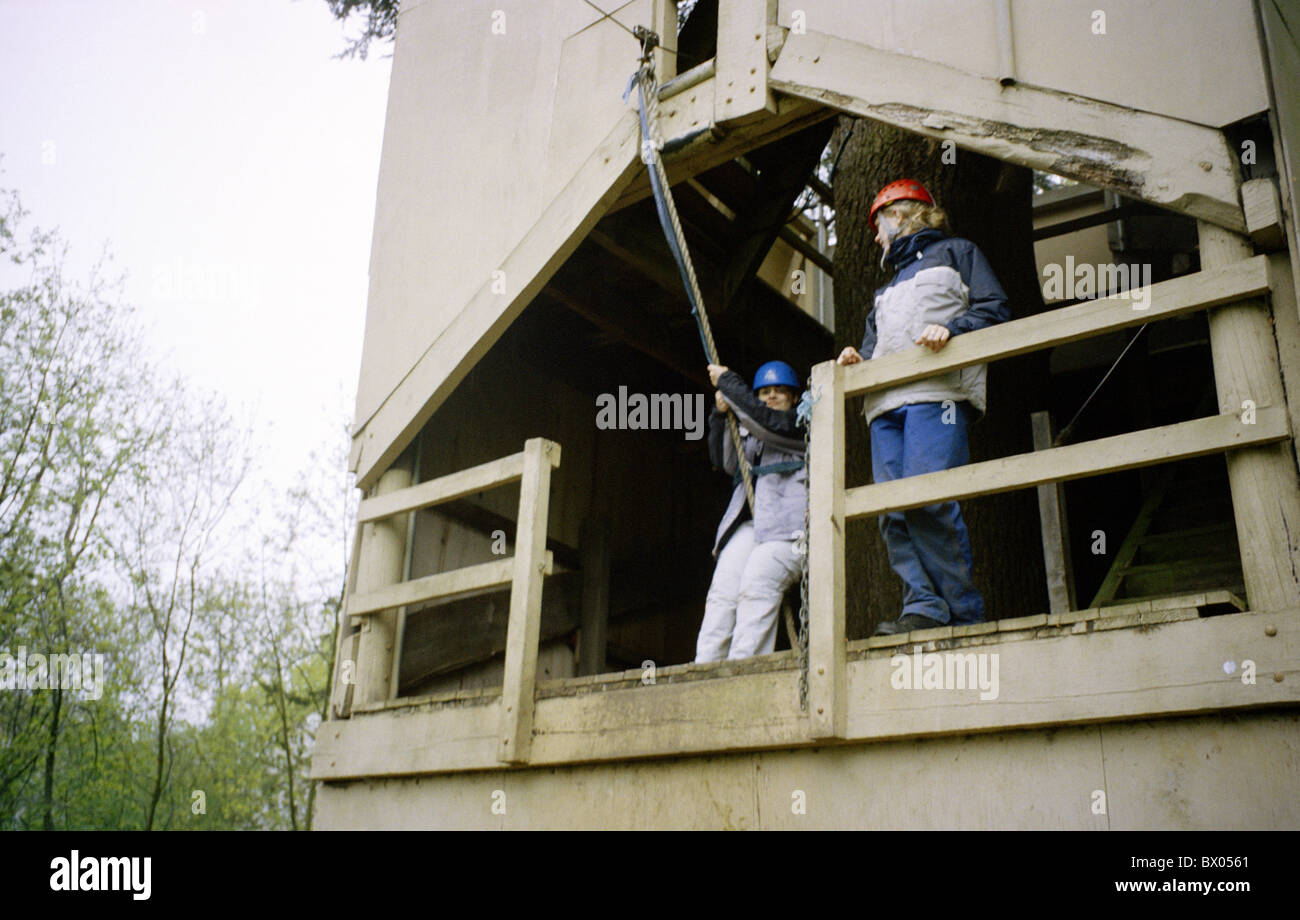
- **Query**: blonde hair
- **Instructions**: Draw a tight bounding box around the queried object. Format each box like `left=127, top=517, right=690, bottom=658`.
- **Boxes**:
left=880, top=199, right=952, bottom=236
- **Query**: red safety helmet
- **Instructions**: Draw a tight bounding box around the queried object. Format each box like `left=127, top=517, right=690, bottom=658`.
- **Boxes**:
left=868, top=179, right=935, bottom=231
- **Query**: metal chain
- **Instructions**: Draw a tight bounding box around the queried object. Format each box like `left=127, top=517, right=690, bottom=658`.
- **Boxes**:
left=794, top=383, right=817, bottom=711
left=631, top=49, right=757, bottom=517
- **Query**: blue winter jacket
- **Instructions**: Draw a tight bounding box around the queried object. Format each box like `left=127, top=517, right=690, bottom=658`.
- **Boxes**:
left=858, top=228, right=1010, bottom=424
left=707, top=370, right=807, bottom=556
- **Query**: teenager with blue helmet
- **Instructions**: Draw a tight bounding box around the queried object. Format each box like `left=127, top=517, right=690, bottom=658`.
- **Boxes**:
left=837, top=179, right=1010, bottom=635
left=695, top=359, right=807, bottom=661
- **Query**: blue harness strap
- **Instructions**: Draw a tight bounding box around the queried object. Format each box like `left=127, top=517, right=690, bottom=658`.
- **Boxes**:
left=734, top=459, right=805, bottom=483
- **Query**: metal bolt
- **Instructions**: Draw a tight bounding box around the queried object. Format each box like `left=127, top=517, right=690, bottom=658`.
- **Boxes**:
left=817, top=667, right=824, bottom=675
left=817, top=707, right=824, bottom=714
left=1265, top=625, right=1277, bottom=636
left=1274, top=672, right=1285, bottom=683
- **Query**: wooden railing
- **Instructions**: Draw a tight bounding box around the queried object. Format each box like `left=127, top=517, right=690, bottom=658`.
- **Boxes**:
left=328, top=243, right=1298, bottom=765
left=335, top=437, right=561, bottom=764
left=805, top=251, right=1293, bottom=739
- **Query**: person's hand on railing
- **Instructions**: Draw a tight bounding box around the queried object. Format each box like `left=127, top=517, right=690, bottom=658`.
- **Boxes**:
left=916, top=323, right=952, bottom=352
left=836, top=346, right=863, bottom=365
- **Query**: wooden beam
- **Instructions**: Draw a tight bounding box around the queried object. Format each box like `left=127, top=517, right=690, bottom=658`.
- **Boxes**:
left=1031, top=412, right=1076, bottom=614
left=651, top=0, right=676, bottom=83
left=714, top=0, right=777, bottom=126
left=1200, top=222, right=1300, bottom=612
left=718, top=120, right=834, bottom=312
left=1242, top=178, right=1286, bottom=251
left=352, top=459, right=413, bottom=707
left=769, top=30, right=1245, bottom=232
left=436, top=497, right=581, bottom=572
left=611, top=92, right=833, bottom=212
left=845, top=410, right=1290, bottom=521
left=1089, top=470, right=1174, bottom=608
left=499, top=438, right=560, bottom=763
left=329, top=519, right=365, bottom=718
left=1032, top=202, right=1148, bottom=242
left=541, top=283, right=709, bottom=389
left=586, top=226, right=686, bottom=300
left=310, top=608, right=1300, bottom=780
left=778, top=224, right=833, bottom=275
left=397, top=576, right=580, bottom=692
left=357, top=452, right=526, bottom=523
left=660, top=59, right=715, bottom=100
left=351, top=114, right=641, bottom=490
left=807, top=360, right=845, bottom=739
left=1266, top=252, right=1300, bottom=460
left=348, top=557, right=526, bottom=617
left=841, top=256, right=1271, bottom=399
left=578, top=513, right=611, bottom=677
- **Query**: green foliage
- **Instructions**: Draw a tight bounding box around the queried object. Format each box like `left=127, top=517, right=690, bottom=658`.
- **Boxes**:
left=0, top=186, right=352, bottom=830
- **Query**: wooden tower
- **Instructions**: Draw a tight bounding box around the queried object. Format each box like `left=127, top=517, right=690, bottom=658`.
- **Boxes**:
left=312, top=0, right=1300, bottom=829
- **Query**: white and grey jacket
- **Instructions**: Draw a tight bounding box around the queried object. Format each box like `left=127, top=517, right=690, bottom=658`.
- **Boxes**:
left=859, top=228, right=1010, bottom=425
left=707, top=370, right=807, bottom=556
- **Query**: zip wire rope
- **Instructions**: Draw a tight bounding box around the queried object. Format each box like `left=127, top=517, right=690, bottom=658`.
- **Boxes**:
left=626, top=34, right=757, bottom=516
left=625, top=27, right=815, bottom=706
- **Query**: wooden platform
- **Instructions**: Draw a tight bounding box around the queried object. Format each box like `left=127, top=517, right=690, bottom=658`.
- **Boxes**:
left=314, top=594, right=1295, bottom=782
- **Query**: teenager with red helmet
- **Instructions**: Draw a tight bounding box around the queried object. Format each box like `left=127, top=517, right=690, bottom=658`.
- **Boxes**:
left=695, top=360, right=807, bottom=661
left=837, top=179, right=1010, bottom=634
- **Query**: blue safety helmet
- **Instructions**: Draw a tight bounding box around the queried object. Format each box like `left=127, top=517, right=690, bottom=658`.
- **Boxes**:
left=753, top=360, right=800, bottom=392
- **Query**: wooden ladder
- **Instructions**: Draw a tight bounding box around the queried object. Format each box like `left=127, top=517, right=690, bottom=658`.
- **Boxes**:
left=1090, top=455, right=1243, bottom=607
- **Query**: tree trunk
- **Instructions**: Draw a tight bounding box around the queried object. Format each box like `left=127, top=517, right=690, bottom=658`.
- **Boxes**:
left=144, top=692, right=168, bottom=831
left=41, top=685, right=61, bottom=830
left=831, top=117, right=1051, bottom=637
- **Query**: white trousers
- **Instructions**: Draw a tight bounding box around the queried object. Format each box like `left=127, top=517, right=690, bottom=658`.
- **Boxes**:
left=695, top=521, right=802, bottom=662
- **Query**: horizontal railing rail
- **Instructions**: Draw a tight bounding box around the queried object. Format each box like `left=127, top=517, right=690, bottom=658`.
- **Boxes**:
left=807, top=253, right=1290, bottom=741
left=356, top=451, right=528, bottom=524
left=840, top=255, right=1270, bottom=399
left=336, top=438, right=561, bottom=765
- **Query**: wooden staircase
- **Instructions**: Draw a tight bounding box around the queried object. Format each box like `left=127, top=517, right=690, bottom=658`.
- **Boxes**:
left=1090, top=455, right=1245, bottom=606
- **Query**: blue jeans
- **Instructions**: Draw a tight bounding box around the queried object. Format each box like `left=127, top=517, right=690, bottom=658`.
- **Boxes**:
left=870, top=402, right=985, bottom=625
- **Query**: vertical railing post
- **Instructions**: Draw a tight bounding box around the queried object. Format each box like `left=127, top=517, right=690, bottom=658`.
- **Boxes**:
left=499, top=438, right=561, bottom=764
left=808, top=360, right=846, bottom=739
left=329, top=520, right=365, bottom=718
left=578, top=512, right=611, bottom=676
left=1199, top=222, right=1300, bottom=611
left=652, top=0, right=677, bottom=83
left=715, top=0, right=778, bottom=125
left=351, top=457, right=414, bottom=708
left=1031, top=411, right=1077, bottom=614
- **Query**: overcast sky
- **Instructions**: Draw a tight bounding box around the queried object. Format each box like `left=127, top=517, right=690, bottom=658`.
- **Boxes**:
left=0, top=0, right=392, bottom=504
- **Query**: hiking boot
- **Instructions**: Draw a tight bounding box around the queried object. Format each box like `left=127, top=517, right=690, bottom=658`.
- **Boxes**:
left=874, top=613, right=943, bottom=636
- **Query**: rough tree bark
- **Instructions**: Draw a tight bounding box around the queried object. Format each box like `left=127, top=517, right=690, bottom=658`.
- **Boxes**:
left=830, top=117, right=1051, bottom=637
